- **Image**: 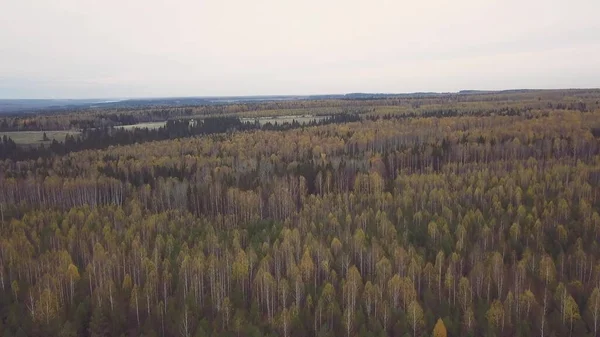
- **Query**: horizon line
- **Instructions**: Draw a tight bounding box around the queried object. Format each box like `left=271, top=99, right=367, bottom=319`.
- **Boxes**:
left=1, top=87, right=599, bottom=101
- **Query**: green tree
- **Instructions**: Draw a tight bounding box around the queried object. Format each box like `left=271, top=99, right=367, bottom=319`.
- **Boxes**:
left=588, top=287, right=600, bottom=337
left=486, top=300, right=504, bottom=332
left=406, top=300, right=424, bottom=337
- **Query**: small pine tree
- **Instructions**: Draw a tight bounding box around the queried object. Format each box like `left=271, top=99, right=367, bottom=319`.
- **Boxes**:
left=89, top=306, right=110, bottom=337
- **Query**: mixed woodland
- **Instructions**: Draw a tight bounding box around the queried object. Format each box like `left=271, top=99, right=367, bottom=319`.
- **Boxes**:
left=1, top=90, right=600, bottom=337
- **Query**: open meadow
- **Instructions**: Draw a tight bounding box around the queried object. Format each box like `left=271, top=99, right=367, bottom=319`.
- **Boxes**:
left=0, top=130, right=81, bottom=145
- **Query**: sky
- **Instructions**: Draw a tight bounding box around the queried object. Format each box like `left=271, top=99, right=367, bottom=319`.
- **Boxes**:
left=1, top=0, right=599, bottom=99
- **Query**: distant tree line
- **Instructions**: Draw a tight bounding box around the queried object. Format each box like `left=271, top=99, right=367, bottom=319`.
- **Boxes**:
left=0, top=114, right=361, bottom=161
left=3, top=89, right=598, bottom=133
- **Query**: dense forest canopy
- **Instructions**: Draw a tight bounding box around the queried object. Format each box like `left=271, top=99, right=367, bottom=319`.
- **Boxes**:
left=1, top=89, right=600, bottom=337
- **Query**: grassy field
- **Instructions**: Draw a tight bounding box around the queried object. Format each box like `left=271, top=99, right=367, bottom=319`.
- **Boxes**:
left=207, top=107, right=343, bottom=118
left=114, top=121, right=166, bottom=130
left=115, top=117, right=329, bottom=129
left=1, top=130, right=81, bottom=145
left=1, top=117, right=328, bottom=146
left=241, top=115, right=328, bottom=126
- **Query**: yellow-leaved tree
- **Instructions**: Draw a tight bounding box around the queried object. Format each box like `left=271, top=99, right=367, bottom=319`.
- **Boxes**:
left=433, top=318, right=448, bottom=337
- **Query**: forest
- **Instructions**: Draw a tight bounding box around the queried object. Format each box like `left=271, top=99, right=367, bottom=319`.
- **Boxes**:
left=1, top=89, right=600, bottom=337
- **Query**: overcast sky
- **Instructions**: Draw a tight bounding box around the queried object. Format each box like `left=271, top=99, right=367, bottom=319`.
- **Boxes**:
left=1, top=0, right=599, bottom=99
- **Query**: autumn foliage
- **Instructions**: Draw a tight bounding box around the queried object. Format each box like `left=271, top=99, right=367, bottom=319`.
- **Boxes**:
left=1, top=90, right=600, bottom=337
